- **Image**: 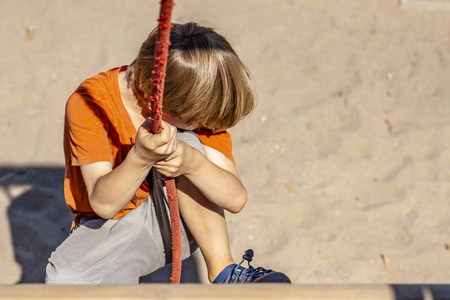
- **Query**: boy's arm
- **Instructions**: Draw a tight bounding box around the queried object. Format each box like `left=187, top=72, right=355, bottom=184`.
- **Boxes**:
left=81, top=120, right=178, bottom=219
left=80, top=150, right=150, bottom=219
left=199, top=145, right=248, bottom=213
left=154, top=142, right=247, bottom=213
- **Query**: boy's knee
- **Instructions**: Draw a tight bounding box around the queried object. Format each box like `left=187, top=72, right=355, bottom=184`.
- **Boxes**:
left=45, top=255, right=97, bottom=284
left=45, top=259, right=70, bottom=284
left=45, top=260, right=76, bottom=284
left=176, top=130, right=204, bottom=155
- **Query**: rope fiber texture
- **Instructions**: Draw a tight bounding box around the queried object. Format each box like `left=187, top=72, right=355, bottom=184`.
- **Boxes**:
left=148, top=0, right=181, bottom=284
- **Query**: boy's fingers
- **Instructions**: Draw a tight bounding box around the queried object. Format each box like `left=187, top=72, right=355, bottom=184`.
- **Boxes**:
left=161, top=121, right=177, bottom=142
left=140, top=118, right=152, bottom=133
left=161, top=120, right=175, bottom=133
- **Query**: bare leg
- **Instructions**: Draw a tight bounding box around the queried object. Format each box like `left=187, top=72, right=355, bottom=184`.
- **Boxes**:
left=176, top=175, right=235, bottom=283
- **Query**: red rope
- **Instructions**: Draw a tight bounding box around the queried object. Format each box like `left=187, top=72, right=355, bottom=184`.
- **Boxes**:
left=149, top=0, right=181, bottom=284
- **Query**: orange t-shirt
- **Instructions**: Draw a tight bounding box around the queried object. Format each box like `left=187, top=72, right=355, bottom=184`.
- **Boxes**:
left=64, top=66, right=234, bottom=227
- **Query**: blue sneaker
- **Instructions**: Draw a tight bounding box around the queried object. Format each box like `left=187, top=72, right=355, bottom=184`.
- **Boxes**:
left=213, top=249, right=291, bottom=284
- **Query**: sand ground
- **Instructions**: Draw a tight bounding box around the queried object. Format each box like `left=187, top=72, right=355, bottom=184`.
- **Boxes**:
left=0, top=0, right=449, bottom=284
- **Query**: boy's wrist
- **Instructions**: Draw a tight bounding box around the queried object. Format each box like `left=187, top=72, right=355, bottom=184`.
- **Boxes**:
left=128, top=145, right=155, bottom=170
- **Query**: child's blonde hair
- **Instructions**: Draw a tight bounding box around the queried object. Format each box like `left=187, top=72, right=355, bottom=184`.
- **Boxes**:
left=127, top=22, right=256, bottom=132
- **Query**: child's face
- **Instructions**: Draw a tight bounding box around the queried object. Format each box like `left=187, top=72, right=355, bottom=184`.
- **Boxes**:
left=162, top=112, right=201, bottom=131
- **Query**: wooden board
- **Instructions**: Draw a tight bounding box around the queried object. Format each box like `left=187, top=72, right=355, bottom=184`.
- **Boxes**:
left=0, top=284, right=449, bottom=300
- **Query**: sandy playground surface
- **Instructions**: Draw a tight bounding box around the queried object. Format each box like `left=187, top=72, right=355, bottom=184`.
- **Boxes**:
left=0, top=0, right=449, bottom=284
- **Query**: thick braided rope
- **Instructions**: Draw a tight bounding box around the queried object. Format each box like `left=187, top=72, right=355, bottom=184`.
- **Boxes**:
left=149, top=0, right=181, bottom=284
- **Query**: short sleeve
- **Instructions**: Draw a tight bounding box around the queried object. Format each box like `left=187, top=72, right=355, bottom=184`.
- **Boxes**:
left=65, top=86, right=113, bottom=166
left=196, top=129, right=235, bottom=164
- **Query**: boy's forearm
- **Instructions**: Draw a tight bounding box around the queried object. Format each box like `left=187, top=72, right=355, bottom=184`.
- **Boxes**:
left=183, top=150, right=247, bottom=213
left=89, top=147, right=153, bottom=219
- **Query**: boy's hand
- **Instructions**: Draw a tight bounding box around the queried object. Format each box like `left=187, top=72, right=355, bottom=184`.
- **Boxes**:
left=133, top=119, right=178, bottom=166
left=153, top=139, right=196, bottom=178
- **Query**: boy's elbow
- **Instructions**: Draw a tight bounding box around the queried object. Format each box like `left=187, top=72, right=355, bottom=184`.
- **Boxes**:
left=227, top=191, right=247, bottom=214
left=89, top=198, right=117, bottom=220
left=95, top=209, right=116, bottom=220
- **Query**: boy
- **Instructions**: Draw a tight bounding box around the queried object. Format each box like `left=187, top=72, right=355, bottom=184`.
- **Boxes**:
left=46, top=22, right=290, bottom=284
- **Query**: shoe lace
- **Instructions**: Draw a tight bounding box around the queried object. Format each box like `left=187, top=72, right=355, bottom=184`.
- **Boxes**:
left=236, top=249, right=273, bottom=282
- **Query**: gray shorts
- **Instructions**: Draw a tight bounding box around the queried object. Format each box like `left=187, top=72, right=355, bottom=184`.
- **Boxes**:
left=45, top=130, right=203, bottom=284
